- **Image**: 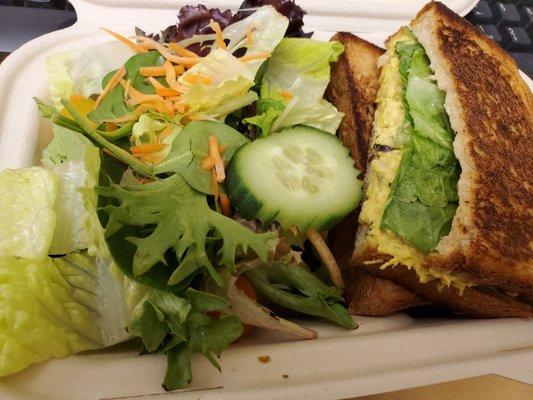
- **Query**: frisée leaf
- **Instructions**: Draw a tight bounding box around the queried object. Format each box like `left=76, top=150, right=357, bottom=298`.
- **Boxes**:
left=129, top=288, right=243, bottom=391
left=98, top=173, right=275, bottom=286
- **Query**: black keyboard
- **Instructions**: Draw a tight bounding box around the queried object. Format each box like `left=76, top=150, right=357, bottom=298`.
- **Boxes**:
left=465, top=0, right=533, bottom=78
left=0, top=1, right=76, bottom=53
left=1, top=1, right=532, bottom=79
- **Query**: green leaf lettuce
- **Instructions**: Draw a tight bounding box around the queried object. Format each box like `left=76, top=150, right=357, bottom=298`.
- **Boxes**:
left=0, top=167, right=57, bottom=260
left=249, top=38, right=344, bottom=135
left=380, top=32, right=460, bottom=253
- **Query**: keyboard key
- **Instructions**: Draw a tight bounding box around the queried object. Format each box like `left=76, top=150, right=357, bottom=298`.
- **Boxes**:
left=521, top=6, right=533, bottom=31
left=478, top=24, right=504, bottom=46
left=493, top=2, right=522, bottom=26
left=510, top=52, right=533, bottom=78
left=470, top=1, right=495, bottom=24
left=501, top=26, right=533, bottom=51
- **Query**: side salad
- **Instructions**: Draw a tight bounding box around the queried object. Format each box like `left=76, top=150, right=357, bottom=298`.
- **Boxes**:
left=0, top=0, right=362, bottom=390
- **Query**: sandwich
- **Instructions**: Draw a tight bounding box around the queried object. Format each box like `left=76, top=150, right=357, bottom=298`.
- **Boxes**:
left=326, top=32, right=426, bottom=315
left=352, top=1, right=533, bottom=317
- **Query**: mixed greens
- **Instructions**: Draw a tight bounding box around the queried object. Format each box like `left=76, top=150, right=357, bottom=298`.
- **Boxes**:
left=381, top=30, right=460, bottom=253
left=0, top=0, right=363, bottom=390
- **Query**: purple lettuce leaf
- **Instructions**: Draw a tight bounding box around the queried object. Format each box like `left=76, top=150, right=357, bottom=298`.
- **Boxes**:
left=232, top=0, right=311, bottom=38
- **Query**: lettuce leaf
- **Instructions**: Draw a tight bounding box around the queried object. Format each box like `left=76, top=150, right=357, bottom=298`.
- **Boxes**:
left=0, top=167, right=57, bottom=260
left=244, top=263, right=356, bottom=329
left=98, top=173, right=276, bottom=287
left=242, top=98, right=284, bottom=136
left=177, top=49, right=257, bottom=117
left=46, top=42, right=135, bottom=110
left=42, top=126, right=101, bottom=255
left=224, top=5, right=289, bottom=76
left=380, top=34, right=460, bottom=253
left=250, top=38, right=344, bottom=135
left=177, top=5, right=289, bottom=119
left=0, top=252, right=130, bottom=377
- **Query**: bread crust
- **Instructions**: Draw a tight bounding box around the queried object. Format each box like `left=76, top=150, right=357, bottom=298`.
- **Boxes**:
left=326, top=32, right=424, bottom=315
left=355, top=245, right=533, bottom=318
left=410, top=1, right=533, bottom=296
left=326, top=32, right=382, bottom=171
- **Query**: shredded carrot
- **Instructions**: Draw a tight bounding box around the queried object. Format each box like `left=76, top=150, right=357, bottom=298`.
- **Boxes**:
left=101, top=28, right=148, bottom=53
left=102, top=103, right=155, bottom=123
left=130, top=143, right=168, bottom=154
left=174, top=102, right=189, bottom=113
left=164, top=100, right=175, bottom=117
left=183, top=73, right=213, bottom=85
left=246, top=25, right=254, bottom=46
left=157, top=87, right=181, bottom=97
left=210, top=169, right=219, bottom=198
left=208, top=135, right=225, bottom=183
left=169, top=42, right=199, bottom=58
left=147, top=77, right=181, bottom=97
left=218, top=144, right=228, bottom=154
left=105, top=122, right=118, bottom=131
left=158, top=125, right=174, bottom=141
left=122, top=79, right=169, bottom=107
left=279, top=89, right=293, bottom=101
left=154, top=101, right=171, bottom=114
left=121, top=80, right=145, bottom=101
left=137, top=36, right=201, bottom=65
left=219, top=193, right=232, bottom=217
left=139, top=65, right=185, bottom=77
left=93, top=65, right=127, bottom=109
left=239, top=52, right=271, bottom=62
left=147, top=76, right=165, bottom=90
left=166, top=96, right=182, bottom=102
left=202, top=155, right=217, bottom=170
left=209, top=19, right=226, bottom=50
left=127, top=93, right=164, bottom=107
left=163, top=60, right=180, bottom=92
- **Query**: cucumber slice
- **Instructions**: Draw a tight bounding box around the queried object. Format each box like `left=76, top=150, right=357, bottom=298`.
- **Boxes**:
left=226, top=126, right=362, bottom=231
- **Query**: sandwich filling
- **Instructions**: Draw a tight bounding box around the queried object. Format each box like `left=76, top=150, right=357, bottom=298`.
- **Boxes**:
left=359, top=29, right=475, bottom=292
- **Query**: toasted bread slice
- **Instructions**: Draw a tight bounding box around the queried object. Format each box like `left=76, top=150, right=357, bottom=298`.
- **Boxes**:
left=325, top=32, right=380, bottom=170
left=353, top=2, right=533, bottom=316
left=360, top=254, right=533, bottom=317
left=411, top=2, right=533, bottom=296
left=326, top=32, right=425, bottom=315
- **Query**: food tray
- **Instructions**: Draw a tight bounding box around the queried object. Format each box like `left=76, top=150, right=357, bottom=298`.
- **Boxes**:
left=1, top=1, right=532, bottom=399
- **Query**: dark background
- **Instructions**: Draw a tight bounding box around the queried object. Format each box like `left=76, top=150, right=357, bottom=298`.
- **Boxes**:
left=0, top=1, right=532, bottom=76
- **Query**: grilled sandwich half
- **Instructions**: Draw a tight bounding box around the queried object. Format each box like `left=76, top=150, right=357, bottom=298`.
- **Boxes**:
left=326, top=32, right=426, bottom=315
left=353, top=1, right=533, bottom=317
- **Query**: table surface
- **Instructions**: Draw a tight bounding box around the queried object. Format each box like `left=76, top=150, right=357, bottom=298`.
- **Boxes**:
left=353, top=375, right=533, bottom=400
